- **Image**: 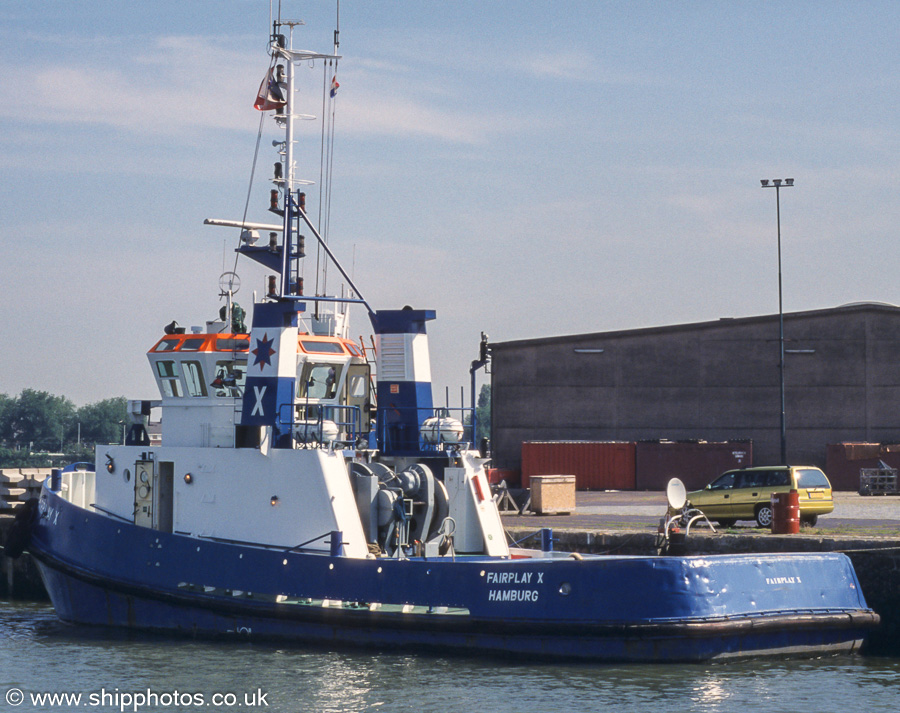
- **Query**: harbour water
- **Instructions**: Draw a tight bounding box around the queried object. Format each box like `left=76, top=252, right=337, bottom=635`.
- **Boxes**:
left=2, top=601, right=899, bottom=713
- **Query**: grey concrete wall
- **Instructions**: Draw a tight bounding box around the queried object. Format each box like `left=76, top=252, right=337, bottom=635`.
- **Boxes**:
left=492, top=304, right=900, bottom=473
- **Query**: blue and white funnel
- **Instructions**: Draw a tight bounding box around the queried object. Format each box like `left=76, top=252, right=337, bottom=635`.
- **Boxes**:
left=371, top=308, right=436, bottom=455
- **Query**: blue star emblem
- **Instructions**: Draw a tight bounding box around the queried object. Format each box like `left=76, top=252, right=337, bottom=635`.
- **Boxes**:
left=252, top=332, right=276, bottom=371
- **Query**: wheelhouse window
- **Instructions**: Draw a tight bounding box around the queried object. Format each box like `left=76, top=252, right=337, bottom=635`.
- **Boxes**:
left=180, top=337, right=206, bottom=351
left=212, top=359, right=247, bottom=397
left=298, top=363, right=343, bottom=399
left=216, top=337, right=250, bottom=352
left=183, top=361, right=207, bottom=397
left=156, top=361, right=183, bottom=397
left=299, top=339, right=346, bottom=355
left=348, top=373, right=367, bottom=398
left=154, top=338, right=181, bottom=352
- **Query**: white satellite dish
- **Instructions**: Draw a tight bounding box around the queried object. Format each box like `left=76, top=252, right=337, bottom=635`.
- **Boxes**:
left=666, top=478, right=687, bottom=511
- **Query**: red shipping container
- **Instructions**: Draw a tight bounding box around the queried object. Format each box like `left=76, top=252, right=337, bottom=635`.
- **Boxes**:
left=635, top=440, right=753, bottom=491
left=521, top=441, right=636, bottom=490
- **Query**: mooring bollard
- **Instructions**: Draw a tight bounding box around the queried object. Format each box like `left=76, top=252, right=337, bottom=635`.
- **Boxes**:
left=329, top=530, right=344, bottom=557
left=540, top=527, right=554, bottom=552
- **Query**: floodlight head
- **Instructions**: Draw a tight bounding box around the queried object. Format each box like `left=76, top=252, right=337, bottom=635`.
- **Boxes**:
left=785, top=178, right=794, bottom=186
left=760, top=179, right=770, bottom=187
left=773, top=179, right=783, bottom=186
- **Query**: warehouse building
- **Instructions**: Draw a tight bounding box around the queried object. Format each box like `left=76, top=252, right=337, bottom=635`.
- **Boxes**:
left=490, top=303, right=900, bottom=484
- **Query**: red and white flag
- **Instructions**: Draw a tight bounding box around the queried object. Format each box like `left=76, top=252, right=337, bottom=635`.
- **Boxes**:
left=254, top=67, right=286, bottom=111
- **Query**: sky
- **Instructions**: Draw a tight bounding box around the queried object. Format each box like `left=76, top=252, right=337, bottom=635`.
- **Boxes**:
left=1, top=0, right=899, bottom=407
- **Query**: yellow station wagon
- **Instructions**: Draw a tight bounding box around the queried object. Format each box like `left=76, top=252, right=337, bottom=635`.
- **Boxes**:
left=686, top=466, right=834, bottom=528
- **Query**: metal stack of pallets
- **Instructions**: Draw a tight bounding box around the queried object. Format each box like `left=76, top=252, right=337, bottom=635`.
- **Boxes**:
left=859, top=462, right=899, bottom=495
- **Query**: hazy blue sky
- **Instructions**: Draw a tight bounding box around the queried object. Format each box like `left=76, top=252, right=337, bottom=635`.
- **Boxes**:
left=2, top=1, right=899, bottom=406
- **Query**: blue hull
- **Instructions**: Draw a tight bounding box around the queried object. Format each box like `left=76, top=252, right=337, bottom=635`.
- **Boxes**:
left=28, top=486, right=877, bottom=662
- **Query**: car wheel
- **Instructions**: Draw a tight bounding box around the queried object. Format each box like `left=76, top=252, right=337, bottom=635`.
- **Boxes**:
left=801, top=514, right=818, bottom=527
left=755, top=504, right=774, bottom=528
left=717, top=519, right=737, bottom=528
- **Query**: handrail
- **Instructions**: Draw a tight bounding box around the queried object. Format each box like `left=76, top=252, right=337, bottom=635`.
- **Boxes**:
left=89, top=503, right=133, bottom=524
left=277, top=403, right=363, bottom=446
left=286, top=531, right=331, bottom=553
left=377, top=405, right=476, bottom=453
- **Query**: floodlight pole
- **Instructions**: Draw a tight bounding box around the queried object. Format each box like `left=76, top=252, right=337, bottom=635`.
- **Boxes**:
left=760, top=178, right=793, bottom=466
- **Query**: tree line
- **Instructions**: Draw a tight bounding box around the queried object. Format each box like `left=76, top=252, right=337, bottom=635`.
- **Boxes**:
left=0, top=389, right=127, bottom=467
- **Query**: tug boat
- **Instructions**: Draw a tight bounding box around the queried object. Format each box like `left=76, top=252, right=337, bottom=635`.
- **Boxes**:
left=11, top=12, right=879, bottom=661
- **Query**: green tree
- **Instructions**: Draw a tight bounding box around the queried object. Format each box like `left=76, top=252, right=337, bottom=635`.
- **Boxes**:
left=0, top=393, right=12, bottom=444
left=475, top=383, right=491, bottom=443
left=4, top=389, right=76, bottom=450
left=76, top=397, right=128, bottom=446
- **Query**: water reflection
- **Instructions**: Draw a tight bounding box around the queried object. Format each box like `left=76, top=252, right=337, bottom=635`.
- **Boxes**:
left=690, top=674, right=730, bottom=706
left=2, top=601, right=900, bottom=713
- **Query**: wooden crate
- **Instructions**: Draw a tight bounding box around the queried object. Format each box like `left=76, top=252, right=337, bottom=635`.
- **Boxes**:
left=530, top=475, right=576, bottom=515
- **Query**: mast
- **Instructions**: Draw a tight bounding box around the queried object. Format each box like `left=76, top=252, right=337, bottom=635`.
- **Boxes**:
left=206, top=9, right=446, bottom=457
left=236, top=15, right=369, bottom=448
left=209, top=15, right=368, bottom=314
left=281, top=34, right=295, bottom=299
